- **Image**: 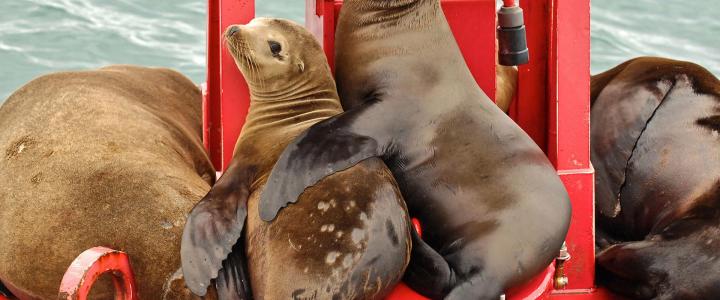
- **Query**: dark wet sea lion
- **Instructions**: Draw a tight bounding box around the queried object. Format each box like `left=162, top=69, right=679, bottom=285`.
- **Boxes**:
left=259, top=1, right=571, bottom=299
left=180, top=18, right=411, bottom=299
left=592, top=57, right=720, bottom=300
left=0, top=65, right=216, bottom=299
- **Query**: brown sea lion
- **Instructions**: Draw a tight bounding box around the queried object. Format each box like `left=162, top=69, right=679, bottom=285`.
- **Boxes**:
left=496, top=65, right=518, bottom=113
left=180, top=18, right=411, bottom=299
left=592, top=57, right=720, bottom=300
left=259, top=1, right=572, bottom=299
left=0, top=65, right=215, bottom=299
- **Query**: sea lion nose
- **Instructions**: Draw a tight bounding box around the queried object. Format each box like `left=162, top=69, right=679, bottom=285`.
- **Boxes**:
left=227, top=25, right=240, bottom=37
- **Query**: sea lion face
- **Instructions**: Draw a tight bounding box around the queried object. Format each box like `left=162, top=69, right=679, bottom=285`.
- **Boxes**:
left=597, top=220, right=720, bottom=299
left=225, top=18, right=312, bottom=87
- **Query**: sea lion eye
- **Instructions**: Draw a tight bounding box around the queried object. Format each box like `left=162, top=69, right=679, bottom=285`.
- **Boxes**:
left=268, top=41, right=282, bottom=56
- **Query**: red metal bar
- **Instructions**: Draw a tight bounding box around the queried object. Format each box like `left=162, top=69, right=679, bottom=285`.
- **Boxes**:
left=205, top=0, right=255, bottom=171
left=547, top=0, right=591, bottom=171
left=306, top=0, right=339, bottom=72
left=555, top=171, right=595, bottom=291
left=546, top=0, right=594, bottom=291
left=205, top=0, right=222, bottom=168
left=514, top=0, right=550, bottom=150
left=58, top=247, right=137, bottom=300
left=442, top=0, right=497, bottom=96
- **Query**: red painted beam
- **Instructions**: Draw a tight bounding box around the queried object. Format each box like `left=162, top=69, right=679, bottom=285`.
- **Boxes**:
left=305, top=0, right=338, bottom=72
left=547, top=0, right=591, bottom=171
left=546, top=0, right=594, bottom=291
left=557, top=170, right=596, bottom=291
left=514, top=0, right=550, bottom=150
left=205, top=0, right=222, bottom=168
left=205, top=0, right=255, bottom=171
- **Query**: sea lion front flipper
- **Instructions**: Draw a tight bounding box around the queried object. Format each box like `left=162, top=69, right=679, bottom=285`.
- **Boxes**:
left=216, top=244, right=253, bottom=300
left=259, top=106, right=385, bottom=222
left=181, top=161, right=254, bottom=297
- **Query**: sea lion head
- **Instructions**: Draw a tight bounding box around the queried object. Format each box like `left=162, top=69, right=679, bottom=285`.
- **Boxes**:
left=597, top=213, right=720, bottom=299
left=224, top=18, right=331, bottom=93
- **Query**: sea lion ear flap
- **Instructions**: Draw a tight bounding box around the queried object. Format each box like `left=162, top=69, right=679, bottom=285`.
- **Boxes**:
left=180, top=162, right=253, bottom=297
left=297, top=60, right=305, bottom=73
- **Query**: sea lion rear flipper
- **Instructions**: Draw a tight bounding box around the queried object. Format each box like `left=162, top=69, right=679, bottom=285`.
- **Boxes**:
left=216, top=244, right=253, bottom=300
left=259, top=107, right=385, bottom=222
left=0, top=279, right=12, bottom=298
left=402, top=228, right=455, bottom=299
left=181, top=162, right=253, bottom=297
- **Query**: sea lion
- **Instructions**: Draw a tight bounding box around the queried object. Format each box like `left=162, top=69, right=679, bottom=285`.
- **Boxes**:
left=496, top=65, right=518, bottom=113
left=259, top=1, right=571, bottom=299
left=0, top=65, right=215, bottom=299
left=493, top=36, right=519, bottom=113
left=180, top=18, right=411, bottom=299
left=592, top=57, right=720, bottom=300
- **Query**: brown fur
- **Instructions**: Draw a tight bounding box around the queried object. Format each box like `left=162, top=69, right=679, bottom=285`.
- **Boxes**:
left=230, top=19, right=412, bottom=299
left=0, top=65, right=215, bottom=299
left=185, top=18, right=410, bottom=299
left=495, top=65, right=518, bottom=113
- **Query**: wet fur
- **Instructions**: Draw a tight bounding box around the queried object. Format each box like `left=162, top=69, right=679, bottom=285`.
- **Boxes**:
left=592, top=57, right=720, bottom=299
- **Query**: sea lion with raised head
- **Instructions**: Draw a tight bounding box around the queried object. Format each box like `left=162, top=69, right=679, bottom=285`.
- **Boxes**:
left=0, top=65, right=215, bottom=299
left=592, top=57, right=720, bottom=300
left=259, top=1, right=572, bottom=299
left=180, top=18, right=411, bottom=300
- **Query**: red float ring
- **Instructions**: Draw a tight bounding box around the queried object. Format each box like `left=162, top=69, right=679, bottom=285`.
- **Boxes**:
left=58, top=247, right=137, bottom=300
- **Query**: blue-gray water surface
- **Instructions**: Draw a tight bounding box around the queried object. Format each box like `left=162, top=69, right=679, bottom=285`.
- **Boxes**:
left=0, top=0, right=718, bottom=101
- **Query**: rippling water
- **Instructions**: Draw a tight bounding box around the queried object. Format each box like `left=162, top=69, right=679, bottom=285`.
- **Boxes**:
left=591, top=0, right=720, bottom=75
left=0, top=0, right=718, bottom=102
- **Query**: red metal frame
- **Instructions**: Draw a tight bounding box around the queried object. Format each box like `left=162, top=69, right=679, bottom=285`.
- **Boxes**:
left=202, top=0, right=602, bottom=298
left=204, top=0, right=255, bottom=169
left=58, top=247, right=137, bottom=300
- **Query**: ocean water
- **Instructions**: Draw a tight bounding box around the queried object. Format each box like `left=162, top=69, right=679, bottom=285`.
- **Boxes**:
left=0, top=0, right=718, bottom=102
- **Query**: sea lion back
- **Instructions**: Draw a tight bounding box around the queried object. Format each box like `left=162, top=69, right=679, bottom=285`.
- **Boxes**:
left=0, top=66, right=214, bottom=299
